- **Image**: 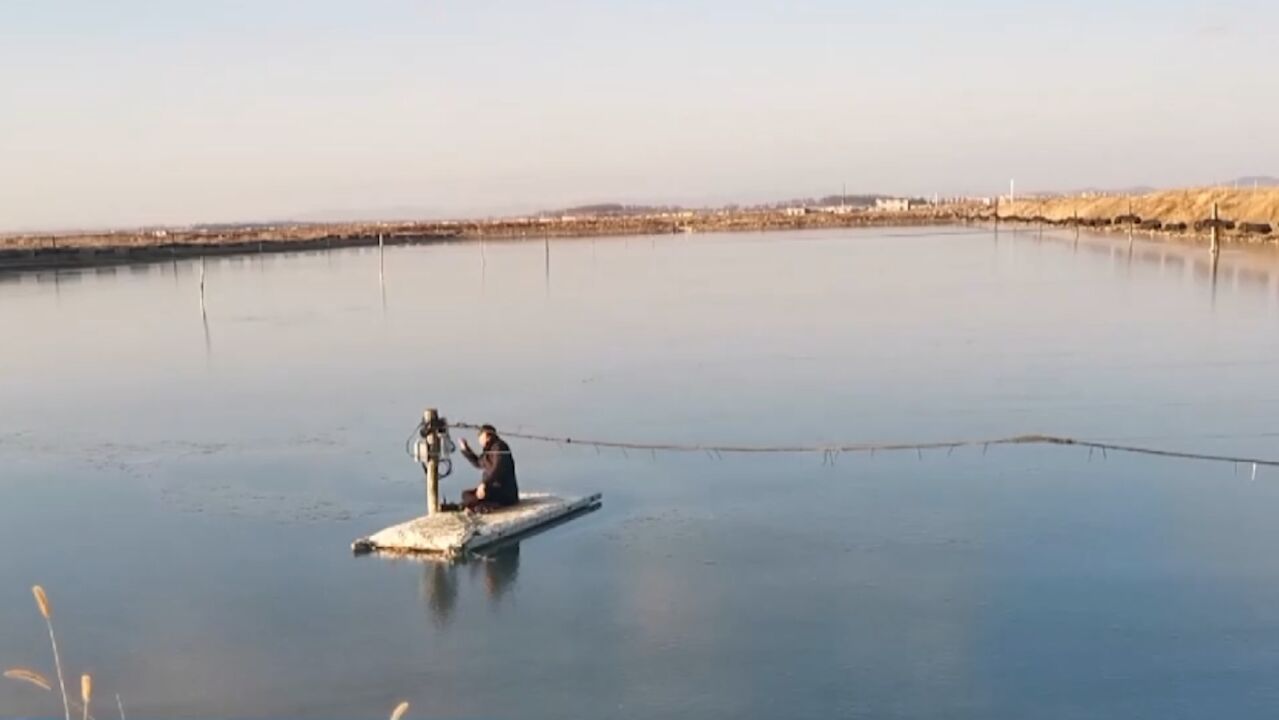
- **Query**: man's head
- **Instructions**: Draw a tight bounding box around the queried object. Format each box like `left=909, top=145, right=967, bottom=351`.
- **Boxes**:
left=478, top=424, right=498, bottom=447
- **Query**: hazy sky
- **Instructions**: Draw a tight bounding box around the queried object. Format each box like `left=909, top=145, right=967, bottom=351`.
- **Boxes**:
left=2, top=0, right=1276, bottom=230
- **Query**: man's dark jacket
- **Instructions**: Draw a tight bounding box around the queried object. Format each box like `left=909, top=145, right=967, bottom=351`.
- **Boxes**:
left=460, top=435, right=520, bottom=506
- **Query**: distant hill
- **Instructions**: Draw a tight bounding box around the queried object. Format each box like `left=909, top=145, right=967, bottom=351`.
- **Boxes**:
left=815, top=194, right=886, bottom=208
left=762, top=194, right=889, bottom=209
left=191, top=221, right=312, bottom=232
left=540, top=203, right=687, bottom=217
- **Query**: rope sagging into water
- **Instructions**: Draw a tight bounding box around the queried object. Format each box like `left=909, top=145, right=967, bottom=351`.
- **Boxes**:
left=448, top=422, right=1279, bottom=469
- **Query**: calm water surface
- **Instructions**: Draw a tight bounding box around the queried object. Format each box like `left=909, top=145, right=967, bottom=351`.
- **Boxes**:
left=4, top=227, right=1279, bottom=719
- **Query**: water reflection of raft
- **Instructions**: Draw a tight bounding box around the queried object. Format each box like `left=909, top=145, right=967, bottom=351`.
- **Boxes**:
left=352, top=493, right=602, bottom=557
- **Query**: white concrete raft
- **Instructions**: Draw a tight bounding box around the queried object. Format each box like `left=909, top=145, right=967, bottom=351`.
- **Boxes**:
left=352, top=492, right=602, bottom=557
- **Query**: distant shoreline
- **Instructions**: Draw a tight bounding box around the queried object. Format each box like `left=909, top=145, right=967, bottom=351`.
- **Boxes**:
left=0, top=209, right=974, bottom=274
left=11, top=190, right=1277, bottom=275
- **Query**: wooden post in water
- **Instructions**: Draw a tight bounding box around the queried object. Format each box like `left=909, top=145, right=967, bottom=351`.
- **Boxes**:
left=378, top=233, right=386, bottom=310
left=1127, top=197, right=1134, bottom=245
left=1210, top=202, right=1221, bottom=256
left=423, top=408, right=441, bottom=515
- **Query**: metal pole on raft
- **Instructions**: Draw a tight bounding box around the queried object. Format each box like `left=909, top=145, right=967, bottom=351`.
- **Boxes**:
left=423, top=408, right=441, bottom=515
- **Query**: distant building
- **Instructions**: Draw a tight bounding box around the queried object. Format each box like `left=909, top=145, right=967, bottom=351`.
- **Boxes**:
left=782, top=207, right=806, bottom=217
left=875, top=198, right=913, bottom=212
left=817, top=205, right=854, bottom=215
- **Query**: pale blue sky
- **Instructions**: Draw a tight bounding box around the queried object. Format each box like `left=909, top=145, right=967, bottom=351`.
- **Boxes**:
left=2, top=0, right=1275, bottom=230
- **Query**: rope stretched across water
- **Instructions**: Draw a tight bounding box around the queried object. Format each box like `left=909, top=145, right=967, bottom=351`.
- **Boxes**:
left=450, top=422, right=1279, bottom=469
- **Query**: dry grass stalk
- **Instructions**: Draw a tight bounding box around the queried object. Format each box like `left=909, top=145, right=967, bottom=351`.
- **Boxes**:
left=32, top=585, right=71, bottom=720
left=33, top=586, right=52, bottom=620
left=389, top=700, right=410, bottom=720
left=4, top=667, right=53, bottom=691
left=116, top=693, right=126, bottom=720
left=81, top=674, right=92, bottom=720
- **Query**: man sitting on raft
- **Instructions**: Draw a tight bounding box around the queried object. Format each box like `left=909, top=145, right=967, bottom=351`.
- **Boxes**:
left=457, top=424, right=520, bottom=512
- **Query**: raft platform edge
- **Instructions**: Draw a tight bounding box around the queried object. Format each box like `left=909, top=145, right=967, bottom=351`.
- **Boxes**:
left=352, top=492, right=602, bottom=558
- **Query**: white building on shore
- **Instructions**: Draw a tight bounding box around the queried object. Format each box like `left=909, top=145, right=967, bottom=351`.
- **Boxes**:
left=875, top=198, right=914, bottom=212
